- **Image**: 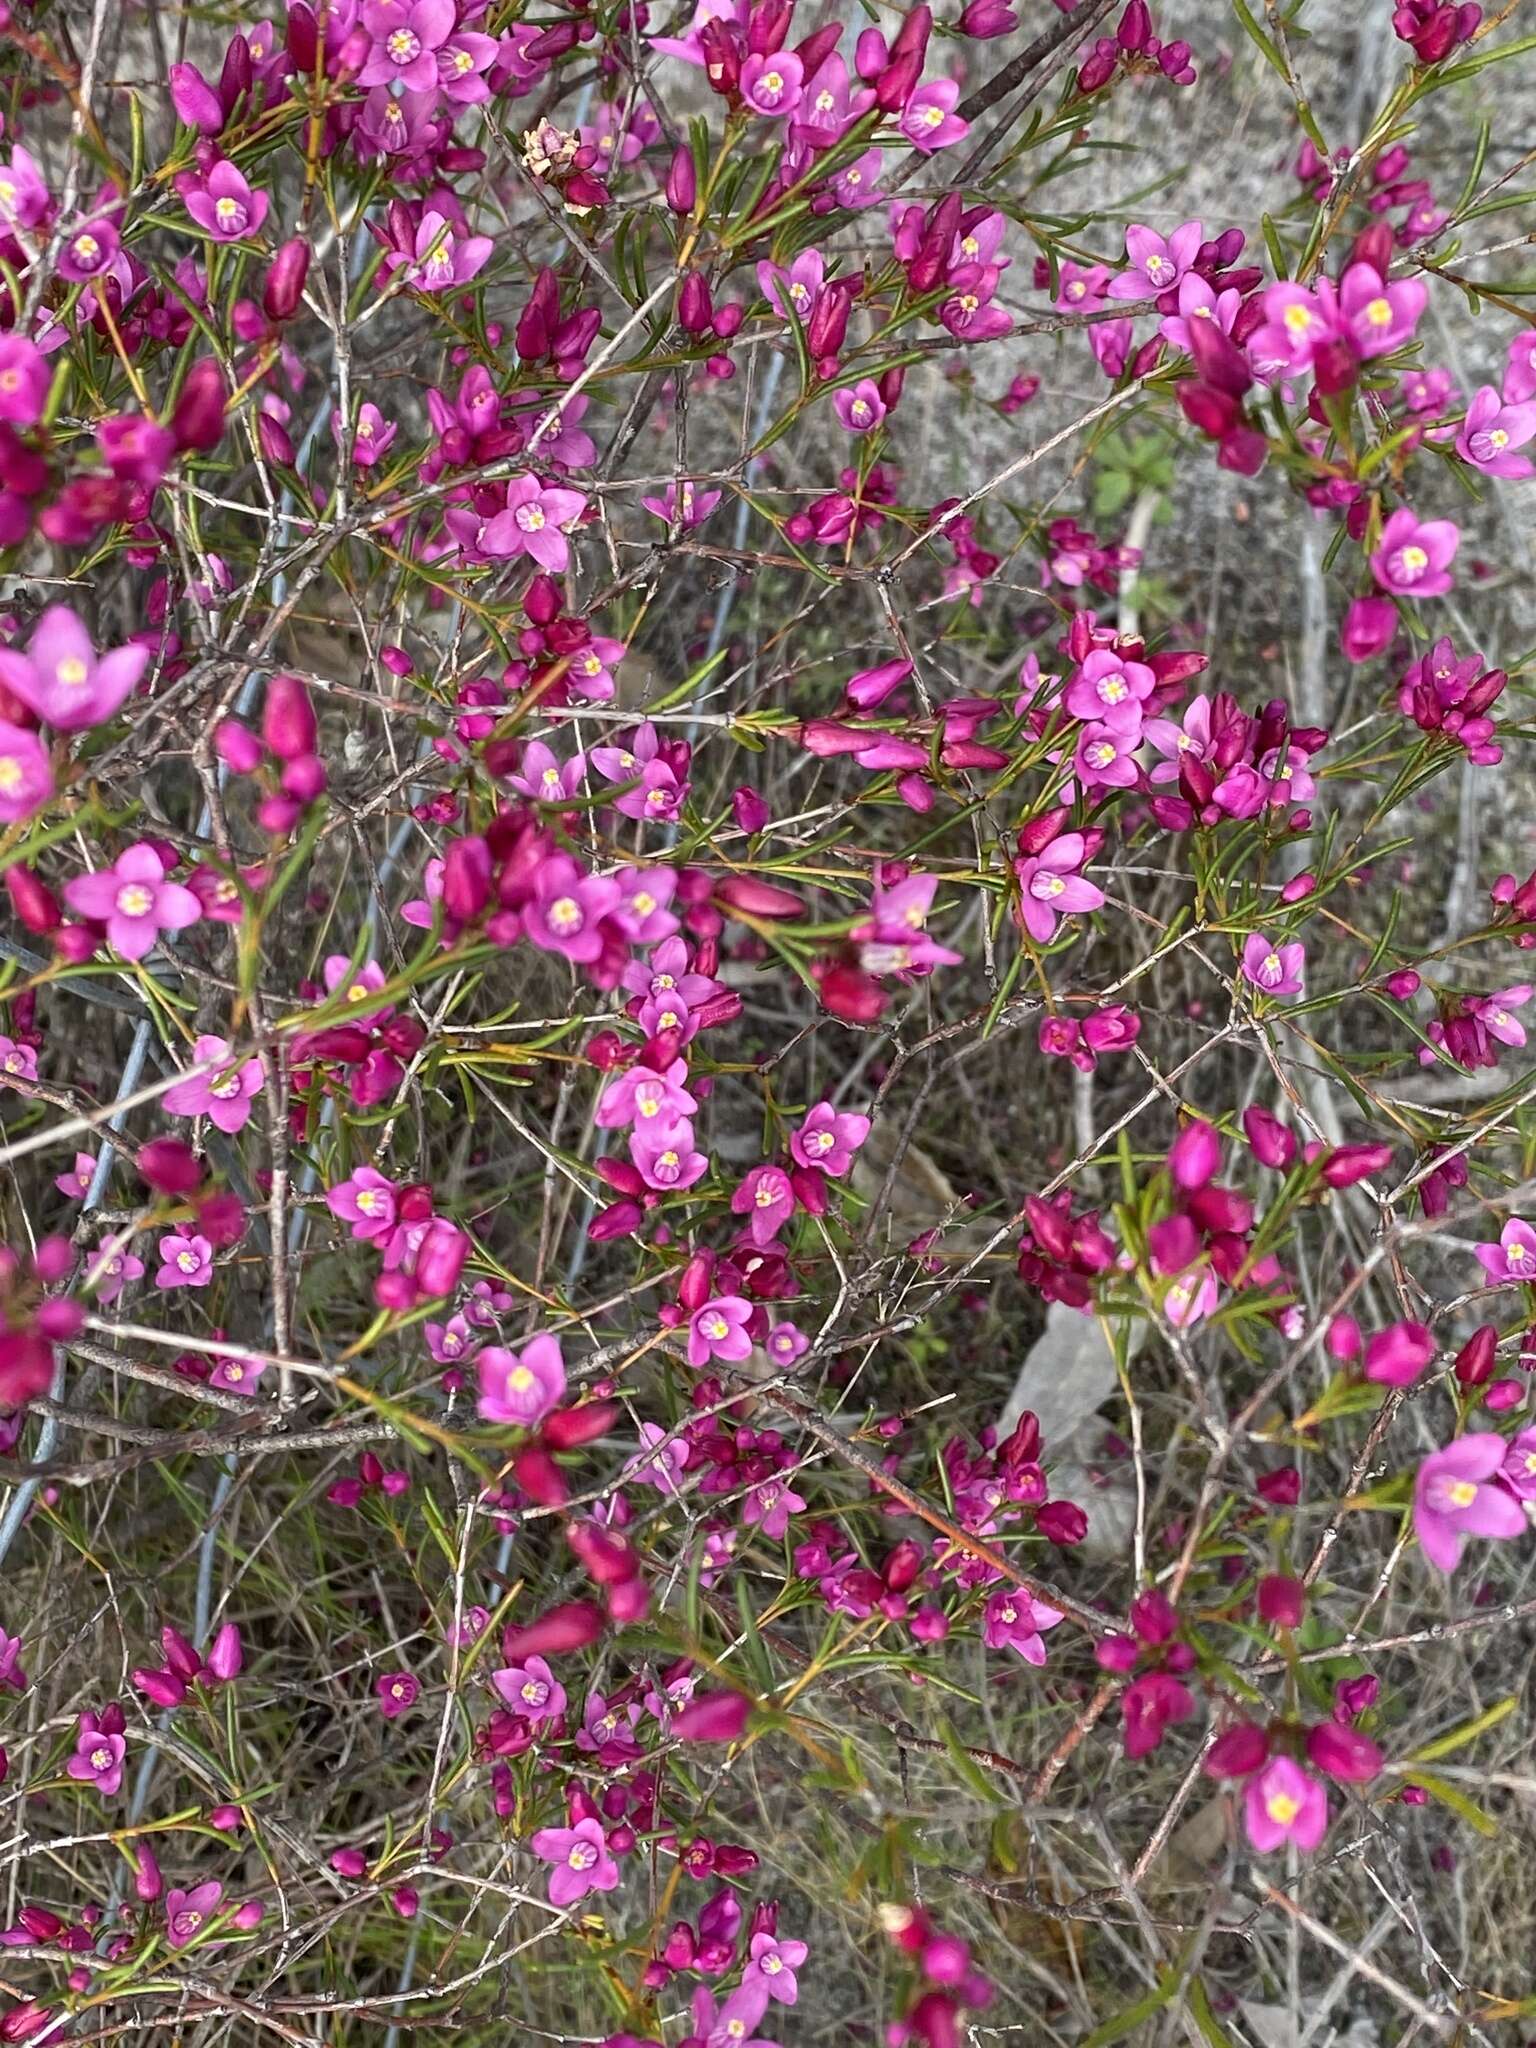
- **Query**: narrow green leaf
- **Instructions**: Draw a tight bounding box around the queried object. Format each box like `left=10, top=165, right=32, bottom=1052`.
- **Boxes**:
left=1082, top=1969, right=1178, bottom=2048
left=1398, top=1769, right=1498, bottom=1837
left=1404, top=1694, right=1517, bottom=1765
left=937, top=1716, right=1006, bottom=1807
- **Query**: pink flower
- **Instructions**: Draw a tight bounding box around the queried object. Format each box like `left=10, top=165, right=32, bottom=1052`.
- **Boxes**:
left=165, top=1880, right=224, bottom=1947
left=0, top=1035, right=36, bottom=1086
left=66, top=1712, right=126, bottom=1795
left=0, top=1628, right=28, bottom=1692
left=1339, top=263, right=1427, bottom=357
left=747, top=1932, right=809, bottom=2004
left=1244, top=1757, right=1328, bottom=1853
left=743, top=1478, right=805, bottom=1540
left=1241, top=932, right=1305, bottom=1000
left=403, top=210, right=493, bottom=293
left=1371, top=508, right=1459, bottom=597
left=55, top=1153, right=96, bottom=1200
left=731, top=1164, right=794, bottom=1246
left=376, top=1670, right=419, bottom=1719
left=482, top=475, right=588, bottom=574
left=1065, top=648, right=1155, bottom=727
left=1246, top=280, right=1339, bottom=378
left=477, top=1334, right=566, bottom=1427
left=1109, top=218, right=1202, bottom=298
left=1500, top=1427, right=1536, bottom=1501
left=523, top=855, right=621, bottom=964
left=86, top=1242, right=143, bottom=1304
left=0, top=144, right=50, bottom=233
left=982, top=1589, right=1064, bottom=1665
left=164, top=1035, right=265, bottom=1134
left=625, top=1421, right=689, bottom=1494
left=492, top=1653, right=566, bottom=1722
left=899, top=78, right=968, bottom=153
left=765, top=1321, right=808, bottom=1369
left=1413, top=1434, right=1527, bottom=1572
left=790, top=1103, right=870, bottom=1176
left=1473, top=1218, right=1536, bottom=1286
left=741, top=49, right=803, bottom=115
left=184, top=159, right=268, bottom=242
left=833, top=379, right=886, bottom=433
left=1159, top=271, right=1240, bottom=354
left=1505, top=330, right=1536, bottom=405
left=641, top=479, right=721, bottom=527
left=358, top=0, right=455, bottom=89
left=757, top=250, right=824, bottom=324
left=1455, top=385, right=1536, bottom=479
left=326, top=1167, right=398, bottom=1241
left=1013, top=833, right=1105, bottom=945
left=632, top=1116, right=709, bottom=1192
left=530, top=1817, right=619, bottom=1906
left=209, top=1352, right=264, bottom=1396
left=0, top=608, right=151, bottom=732
left=688, top=1295, right=753, bottom=1368
left=1163, top=1264, right=1218, bottom=1327
left=1074, top=720, right=1139, bottom=788
left=0, top=335, right=50, bottom=425
left=62, top=842, right=202, bottom=962
left=156, top=1233, right=213, bottom=1290
left=1362, top=1320, right=1435, bottom=1387
left=0, top=721, right=54, bottom=823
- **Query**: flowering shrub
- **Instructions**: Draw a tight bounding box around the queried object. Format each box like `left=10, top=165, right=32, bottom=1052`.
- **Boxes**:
left=1, top=0, right=1536, bottom=2039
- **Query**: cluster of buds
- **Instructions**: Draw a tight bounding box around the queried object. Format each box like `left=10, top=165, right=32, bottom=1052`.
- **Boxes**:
left=214, top=672, right=327, bottom=833
left=1080, top=0, right=1197, bottom=92
left=1393, top=0, right=1480, bottom=62
left=131, top=1621, right=243, bottom=1709
left=0, top=1237, right=79, bottom=1411
left=1396, top=636, right=1504, bottom=763
left=880, top=1905, right=994, bottom=2046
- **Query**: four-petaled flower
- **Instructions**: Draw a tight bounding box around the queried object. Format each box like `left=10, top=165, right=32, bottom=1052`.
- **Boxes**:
left=1413, top=1434, right=1527, bottom=1572
left=477, top=1334, right=566, bottom=1427
left=63, top=842, right=202, bottom=962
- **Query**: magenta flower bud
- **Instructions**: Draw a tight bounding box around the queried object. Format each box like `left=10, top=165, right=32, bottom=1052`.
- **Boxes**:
left=1321, top=1142, right=1393, bottom=1188
left=330, top=1847, right=368, bottom=1879
left=677, top=1248, right=716, bottom=1314
left=665, top=143, right=697, bottom=216
left=375, top=1269, right=416, bottom=1313
left=169, top=62, right=225, bottom=134
left=1281, top=872, right=1316, bottom=904
left=854, top=25, right=887, bottom=76
left=1168, top=1118, right=1220, bottom=1191
left=1326, top=1314, right=1361, bottom=1362
left=1242, top=1105, right=1295, bottom=1169
left=138, top=1138, right=204, bottom=1197
left=131, top=1844, right=162, bottom=1902
left=806, top=285, right=851, bottom=359
left=958, top=0, right=1015, bottom=33
left=260, top=242, right=310, bottom=328
left=1257, top=1574, right=1305, bottom=1629
left=1363, top=1319, right=1435, bottom=1387
left=209, top=1804, right=244, bottom=1832
left=845, top=658, right=912, bottom=713
left=715, top=874, right=804, bottom=918
left=214, top=719, right=263, bottom=774
left=1348, top=221, right=1396, bottom=276
left=443, top=836, right=492, bottom=922
left=1484, top=1377, right=1523, bottom=1410
left=280, top=753, right=326, bottom=803
left=391, top=1887, right=419, bottom=1919
left=257, top=413, right=294, bottom=467
left=1453, top=1324, right=1498, bottom=1386
left=231, top=1901, right=264, bottom=1930
left=205, top=1622, right=243, bottom=1682
left=414, top=1220, right=468, bottom=1299
left=871, top=47, right=920, bottom=112
left=4, top=865, right=61, bottom=936
left=1339, top=595, right=1398, bottom=664
left=1306, top=1720, right=1382, bottom=1783
left=171, top=360, right=229, bottom=453
left=731, top=786, right=769, bottom=835
left=1036, top=1500, right=1087, bottom=1547
left=132, top=1667, right=188, bottom=1708
left=261, top=674, right=316, bottom=762
left=746, top=0, right=792, bottom=56
left=673, top=1690, right=754, bottom=1743
left=677, top=272, right=713, bottom=336
left=1118, top=0, right=1152, bottom=47
left=589, top=1198, right=644, bottom=1242
left=1186, top=315, right=1253, bottom=398
left=1095, top=1632, right=1140, bottom=1673
left=1204, top=1721, right=1271, bottom=1778
left=1078, top=37, right=1118, bottom=90
left=1313, top=337, right=1360, bottom=397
